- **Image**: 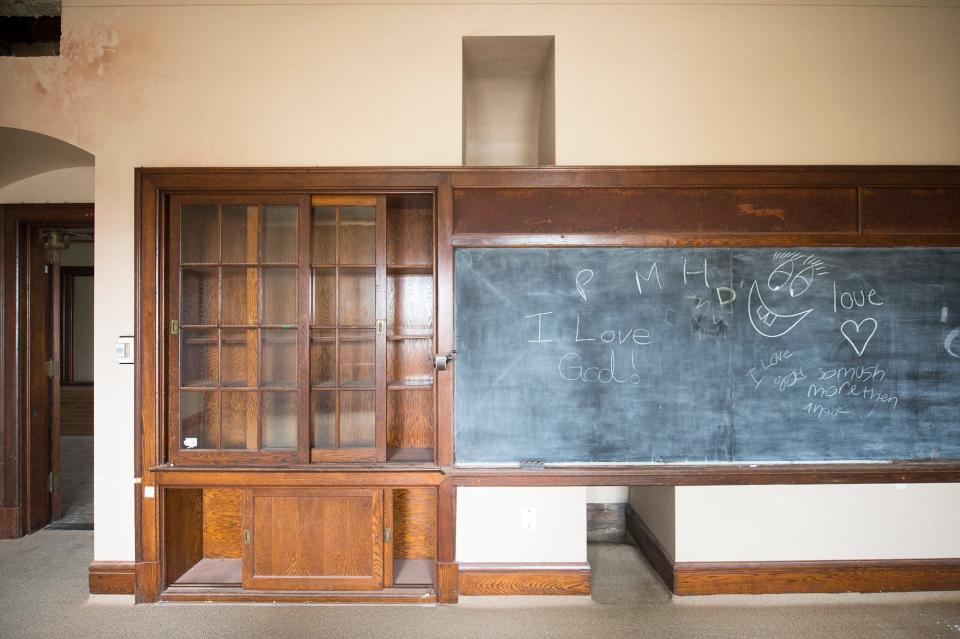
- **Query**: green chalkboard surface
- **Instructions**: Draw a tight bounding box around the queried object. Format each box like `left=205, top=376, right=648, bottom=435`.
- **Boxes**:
left=454, top=248, right=960, bottom=464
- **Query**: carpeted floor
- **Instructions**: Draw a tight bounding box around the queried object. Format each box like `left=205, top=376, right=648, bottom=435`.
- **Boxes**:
left=1, top=533, right=959, bottom=639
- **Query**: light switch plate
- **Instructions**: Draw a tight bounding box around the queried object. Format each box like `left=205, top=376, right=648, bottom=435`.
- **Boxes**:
left=116, top=336, right=134, bottom=364
left=143, top=486, right=155, bottom=499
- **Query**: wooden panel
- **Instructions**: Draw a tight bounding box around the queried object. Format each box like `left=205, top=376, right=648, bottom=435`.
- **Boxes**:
left=387, top=196, right=434, bottom=267
left=243, top=487, right=384, bottom=591
left=863, top=187, right=960, bottom=233
left=0, top=507, right=20, bottom=538
left=625, top=503, right=674, bottom=591
left=392, top=487, right=436, bottom=559
left=60, top=386, right=93, bottom=436
left=202, top=488, right=243, bottom=559
left=164, top=489, right=203, bottom=584
left=387, top=390, right=434, bottom=450
left=674, top=559, right=960, bottom=596
left=387, top=273, right=433, bottom=336
left=89, top=561, right=136, bottom=595
left=458, top=564, right=591, bottom=596
left=454, top=187, right=858, bottom=235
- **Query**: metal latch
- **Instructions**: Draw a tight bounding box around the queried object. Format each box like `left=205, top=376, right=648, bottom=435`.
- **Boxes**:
left=243, top=529, right=252, bottom=545
left=383, top=527, right=392, bottom=543
left=171, top=320, right=179, bottom=336
left=46, top=359, right=58, bottom=378
left=434, top=352, right=454, bottom=371
left=48, top=472, right=54, bottom=493
left=376, top=319, right=385, bottom=335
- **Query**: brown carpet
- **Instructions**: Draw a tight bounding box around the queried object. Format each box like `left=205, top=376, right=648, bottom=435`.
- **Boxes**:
left=1, top=532, right=959, bottom=639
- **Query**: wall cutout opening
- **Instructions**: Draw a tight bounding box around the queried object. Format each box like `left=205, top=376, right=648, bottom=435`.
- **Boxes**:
left=463, top=35, right=555, bottom=166
left=0, top=1, right=61, bottom=56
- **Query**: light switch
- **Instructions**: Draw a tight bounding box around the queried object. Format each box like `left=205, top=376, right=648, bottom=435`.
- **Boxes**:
left=116, top=336, right=134, bottom=364
left=143, top=486, right=155, bottom=499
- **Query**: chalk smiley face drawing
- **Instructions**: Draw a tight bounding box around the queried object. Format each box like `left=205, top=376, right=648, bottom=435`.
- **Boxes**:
left=748, top=252, right=828, bottom=338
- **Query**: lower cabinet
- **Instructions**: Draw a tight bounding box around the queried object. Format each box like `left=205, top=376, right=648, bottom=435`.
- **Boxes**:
left=244, top=487, right=385, bottom=591
left=162, top=483, right=437, bottom=601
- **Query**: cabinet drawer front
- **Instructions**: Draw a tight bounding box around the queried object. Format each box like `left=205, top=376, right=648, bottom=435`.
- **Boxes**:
left=243, top=488, right=383, bottom=591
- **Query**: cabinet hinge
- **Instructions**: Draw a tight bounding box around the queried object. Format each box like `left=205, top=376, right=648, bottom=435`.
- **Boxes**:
left=48, top=472, right=54, bottom=494
left=171, top=320, right=179, bottom=336
left=383, top=527, right=392, bottom=543
left=243, top=528, right=251, bottom=545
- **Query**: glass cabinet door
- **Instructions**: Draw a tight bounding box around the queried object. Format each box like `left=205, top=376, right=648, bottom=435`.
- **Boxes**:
left=170, top=196, right=306, bottom=464
left=310, top=196, right=387, bottom=462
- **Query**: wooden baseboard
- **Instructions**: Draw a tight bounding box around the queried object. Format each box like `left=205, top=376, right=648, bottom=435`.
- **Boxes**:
left=0, top=506, right=21, bottom=539
left=89, top=561, right=136, bottom=595
left=436, top=562, right=459, bottom=604
left=458, top=563, right=591, bottom=596
left=625, top=503, right=674, bottom=591
left=674, top=559, right=960, bottom=595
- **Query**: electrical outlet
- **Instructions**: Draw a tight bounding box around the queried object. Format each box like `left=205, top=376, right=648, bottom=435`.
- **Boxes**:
left=521, top=507, right=537, bottom=530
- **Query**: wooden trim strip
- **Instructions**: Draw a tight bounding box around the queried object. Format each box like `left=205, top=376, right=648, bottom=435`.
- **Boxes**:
left=673, top=559, right=960, bottom=596
left=446, top=462, right=960, bottom=486
left=624, top=504, right=674, bottom=592
left=160, top=587, right=436, bottom=603
left=458, top=563, right=591, bottom=596
left=451, top=232, right=960, bottom=248
left=89, top=561, right=136, bottom=595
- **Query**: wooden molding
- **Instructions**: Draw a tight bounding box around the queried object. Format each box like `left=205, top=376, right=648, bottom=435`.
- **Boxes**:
left=674, top=559, right=960, bottom=595
left=88, top=561, right=136, bottom=595
left=626, top=504, right=960, bottom=595
left=458, top=563, right=591, bottom=596
left=436, top=562, right=459, bottom=603
left=624, top=504, right=674, bottom=591
left=0, top=506, right=21, bottom=539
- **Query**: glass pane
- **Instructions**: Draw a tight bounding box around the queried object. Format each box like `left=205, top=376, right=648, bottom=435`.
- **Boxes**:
left=311, top=206, right=336, bottom=264
left=339, top=206, right=376, bottom=265
left=262, top=329, right=297, bottom=388
left=222, top=204, right=252, bottom=263
left=310, top=330, right=336, bottom=387
left=339, top=329, right=375, bottom=388
left=262, top=268, right=297, bottom=325
left=311, top=391, right=336, bottom=448
left=181, top=204, right=218, bottom=263
left=222, top=329, right=255, bottom=387
left=311, top=268, right=335, bottom=326
left=262, top=392, right=296, bottom=449
left=180, top=329, right=218, bottom=387
left=180, top=391, right=218, bottom=450
left=339, top=268, right=375, bottom=326
left=221, top=267, right=258, bottom=325
left=221, top=391, right=256, bottom=450
left=182, top=267, right=219, bottom=325
left=340, top=391, right=375, bottom=448
left=261, top=205, right=298, bottom=263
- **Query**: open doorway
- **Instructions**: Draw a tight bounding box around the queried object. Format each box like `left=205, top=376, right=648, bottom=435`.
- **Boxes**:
left=1, top=208, right=95, bottom=536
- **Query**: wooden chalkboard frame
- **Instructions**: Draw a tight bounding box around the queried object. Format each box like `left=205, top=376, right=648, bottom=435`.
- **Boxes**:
left=444, top=166, right=960, bottom=483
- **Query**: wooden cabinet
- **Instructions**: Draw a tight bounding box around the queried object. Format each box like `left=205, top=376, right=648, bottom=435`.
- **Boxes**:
left=243, top=487, right=385, bottom=591
left=167, top=193, right=435, bottom=464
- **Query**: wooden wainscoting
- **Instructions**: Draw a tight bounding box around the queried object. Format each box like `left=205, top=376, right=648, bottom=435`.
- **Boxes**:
left=458, top=563, right=591, bottom=596
left=625, top=503, right=960, bottom=595
left=89, top=561, right=136, bottom=595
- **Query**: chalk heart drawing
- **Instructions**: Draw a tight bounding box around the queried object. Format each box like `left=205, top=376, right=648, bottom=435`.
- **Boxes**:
left=841, top=318, right=878, bottom=357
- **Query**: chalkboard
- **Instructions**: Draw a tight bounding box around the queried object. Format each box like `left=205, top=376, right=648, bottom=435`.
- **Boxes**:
left=454, top=248, right=960, bottom=464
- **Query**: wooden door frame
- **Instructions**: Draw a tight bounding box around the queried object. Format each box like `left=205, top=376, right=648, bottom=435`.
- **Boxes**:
left=61, top=265, right=95, bottom=385
left=0, top=204, right=95, bottom=538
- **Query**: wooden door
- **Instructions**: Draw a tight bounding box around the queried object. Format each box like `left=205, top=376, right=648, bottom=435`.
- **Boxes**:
left=242, top=487, right=385, bottom=591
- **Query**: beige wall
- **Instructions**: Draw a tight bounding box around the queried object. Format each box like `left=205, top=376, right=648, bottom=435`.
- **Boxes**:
left=0, top=166, right=94, bottom=203
left=2, top=0, right=958, bottom=563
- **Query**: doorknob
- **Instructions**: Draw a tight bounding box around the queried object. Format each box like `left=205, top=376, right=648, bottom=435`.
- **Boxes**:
left=434, top=352, right=454, bottom=371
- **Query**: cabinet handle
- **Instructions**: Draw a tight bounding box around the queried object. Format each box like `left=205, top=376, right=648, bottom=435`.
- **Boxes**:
left=243, top=528, right=251, bottom=545
left=171, top=320, right=179, bottom=336
left=383, top=527, right=392, bottom=543
left=376, top=319, right=385, bottom=335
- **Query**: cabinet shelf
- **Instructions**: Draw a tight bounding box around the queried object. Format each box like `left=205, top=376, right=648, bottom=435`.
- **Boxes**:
left=387, top=264, right=432, bottom=275
left=172, top=558, right=242, bottom=587
left=386, top=447, right=434, bottom=462
left=387, top=381, right=433, bottom=390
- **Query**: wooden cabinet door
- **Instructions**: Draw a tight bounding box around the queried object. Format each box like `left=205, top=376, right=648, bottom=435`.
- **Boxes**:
left=242, top=487, right=384, bottom=591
